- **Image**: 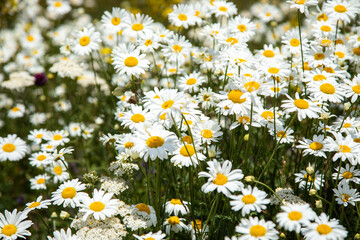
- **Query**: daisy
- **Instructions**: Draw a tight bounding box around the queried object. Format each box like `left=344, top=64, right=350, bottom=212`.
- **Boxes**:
left=332, top=116, right=359, bottom=134
left=111, top=46, right=150, bottom=78
left=178, top=72, right=205, bottom=93
left=257, top=44, right=282, bottom=63
left=261, top=61, right=291, bottom=80
left=168, top=4, right=196, bottom=29
left=304, top=46, right=332, bottom=68
left=46, top=0, right=71, bottom=15
left=229, top=185, right=270, bottom=216
left=132, top=203, right=157, bottom=227
left=30, top=174, right=50, bottom=190
left=25, top=196, right=52, bottom=212
left=327, top=133, right=360, bottom=164
left=303, top=69, right=335, bottom=84
left=28, top=129, right=48, bottom=144
left=79, top=189, right=120, bottom=221
left=8, top=104, right=25, bottom=119
left=199, top=159, right=244, bottom=197
left=47, top=228, right=78, bottom=240
left=282, top=29, right=308, bottom=55
left=72, top=25, right=101, bottom=56
left=146, top=89, right=186, bottom=118
left=217, top=89, right=251, bottom=115
left=333, top=181, right=360, bottom=207
left=276, top=203, right=316, bottom=233
left=51, top=147, right=74, bottom=161
left=0, top=209, right=32, bottom=240
left=171, top=143, right=206, bottom=168
left=235, top=217, right=278, bottom=240
left=164, top=216, right=188, bottom=235
left=48, top=161, right=70, bottom=184
left=164, top=199, right=189, bottom=216
left=210, top=0, right=237, bottom=18
left=137, top=32, right=161, bottom=53
left=197, top=87, right=216, bottom=110
left=51, top=179, right=88, bottom=208
left=0, top=134, right=28, bottom=162
left=294, top=170, right=324, bottom=190
left=29, top=152, right=52, bottom=167
left=133, top=127, right=177, bottom=161
left=287, top=0, right=318, bottom=16
left=193, top=119, right=223, bottom=144
left=121, top=105, right=151, bottom=130
left=68, top=122, right=81, bottom=137
left=332, top=163, right=360, bottom=184
left=230, top=114, right=261, bottom=131
left=297, top=135, right=328, bottom=158
left=162, top=34, right=192, bottom=65
left=302, top=213, right=347, bottom=240
left=308, top=80, right=344, bottom=103
left=323, top=0, right=359, bottom=23
left=343, top=74, right=360, bottom=103
left=269, top=126, right=295, bottom=144
left=228, top=16, right=256, bottom=40
left=43, top=130, right=70, bottom=146
left=123, top=13, right=154, bottom=38
left=133, top=231, right=166, bottom=240
left=101, top=7, right=129, bottom=34
left=281, top=93, right=322, bottom=121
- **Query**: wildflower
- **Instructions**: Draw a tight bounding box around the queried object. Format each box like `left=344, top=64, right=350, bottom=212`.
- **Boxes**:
left=302, top=213, right=347, bottom=239
left=51, top=179, right=88, bottom=208
left=0, top=134, right=28, bottom=162
left=235, top=217, right=279, bottom=239
left=168, top=4, right=196, bottom=29
left=29, top=152, right=52, bottom=167
left=44, top=130, right=70, bottom=147
left=101, top=7, right=129, bottom=34
left=47, top=228, right=78, bottom=240
left=132, top=203, right=157, bottom=227
left=333, top=181, right=360, bottom=207
left=133, top=231, right=166, bottom=240
left=294, top=170, right=324, bottom=190
left=164, top=216, right=188, bottom=235
left=171, top=143, right=206, bottom=168
left=0, top=209, right=32, bottom=240
left=25, top=196, right=52, bottom=212
left=332, top=163, right=360, bottom=184
left=30, top=174, right=50, bottom=190
left=281, top=93, right=322, bottom=121
left=287, top=0, right=318, bottom=16
left=323, top=0, right=359, bottom=23
left=165, top=199, right=189, bottom=216
left=46, top=0, right=71, bottom=15
left=297, top=135, right=328, bottom=158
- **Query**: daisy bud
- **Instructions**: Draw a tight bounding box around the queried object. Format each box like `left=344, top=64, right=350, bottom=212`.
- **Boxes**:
left=280, top=233, right=286, bottom=238
left=40, top=95, right=46, bottom=101
left=114, top=124, right=120, bottom=130
left=315, top=200, right=322, bottom=209
left=244, top=176, right=255, bottom=182
left=354, top=233, right=360, bottom=240
left=60, top=211, right=70, bottom=220
left=47, top=73, right=54, bottom=79
left=244, top=134, right=249, bottom=141
left=321, top=112, right=331, bottom=120
left=309, top=189, right=317, bottom=195
left=51, top=212, right=58, bottom=218
left=208, top=148, right=216, bottom=158
left=306, top=166, right=314, bottom=175
left=344, top=102, right=351, bottom=111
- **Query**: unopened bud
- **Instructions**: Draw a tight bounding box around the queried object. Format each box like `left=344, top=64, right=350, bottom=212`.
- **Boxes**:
left=245, top=176, right=255, bottom=182
left=40, top=95, right=46, bottom=101
left=51, top=212, right=58, bottom=218
left=309, top=189, right=317, bottom=195
left=60, top=211, right=70, bottom=220
left=306, top=166, right=314, bottom=175
left=208, top=149, right=216, bottom=158
left=114, top=124, right=120, bottom=130
left=244, top=134, right=249, bottom=141
left=315, top=200, right=323, bottom=209
left=344, top=102, right=351, bottom=111
left=354, top=233, right=360, bottom=240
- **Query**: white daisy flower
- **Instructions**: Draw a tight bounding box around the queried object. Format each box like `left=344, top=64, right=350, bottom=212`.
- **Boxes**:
left=47, top=228, right=78, bottom=240
left=297, top=135, right=328, bottom=158
left=101, top=7, right=130, bottom=34
left=332, top=163, right=360, bottom=184
left=230, top=185, right=270, bottom=216
left=327, top=133, right=360, bottom=165
left=276, top=203, right=316, bottom=233
left=281, top=93, right=322, bottom=121
left=287, top=0, right=318, bottom=16
left=165, top=199, right=189, bottom=216
left=199, top=159, right=244, bottom=197
left=228, top=16, right=256, bottom=40
left=164, top=216, right=188, bottom=235
left=46, top=0, right=71, bottom=15
left=217, top=89, right=251, bottom=115
left=308, top=80, right=344, bottom=103
left=333, top=181, right=360, bottom=207
left=8, top=104, right=25, bottom=119
left=51, top=179, right=88, bottom=208
left=25, top=196, right=52, bottom=212
left=0, top=134, right=28, bottom=162
left=79, top=189, right=120, bottom=221
left=72, top=25, right=101, bottom=56
left=43, top=130, right=70, bottom=147
left=48, top=161, right=70, bottom=184
left=133, top=231, right=166, bottom=240
left=235, top=216, right=278, bottom=239
left=170, top=143, right=206, bottom=168
left=162, top=34, right=192, bottom=65
left=30, top=174, right=50, bottom=190
left=210, top=0, right=237, bottom=18
left=323, top=0, right=359, bottom=23
left=132, top=203, right=157, bottom=227
left=294, top=170, right=324, bottom=190
left=28, top=129, right=48, bottom=145
left=343, top=74, right=360, bottom=103
left=168, top=4, right=197, bottom=29
left=120, top=105, right=152, bottom=130
left=0, top=209, right=32, bottom=240
left=178, top=72, right=206, bottom=93
left=29, top=152, right=52, bottom=167
left=193, top=119, right=223, bottom=144
left=302, top=213, right=347, bottom=240
left=123, top=13, right=154, bottom=38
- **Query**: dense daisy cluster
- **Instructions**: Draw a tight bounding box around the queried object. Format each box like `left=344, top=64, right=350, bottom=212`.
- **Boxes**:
left=1, top=0, right=360, bottom=239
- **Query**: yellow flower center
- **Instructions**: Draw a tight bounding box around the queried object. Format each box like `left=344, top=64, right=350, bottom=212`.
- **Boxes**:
left=334, top=5, right=347, bottom=13
left=54, top=166, right=63, bottom=175
left=342, top=194, right=350, bottom=202
left=37, top=178, right=45, bottom=184
left=238, top=116, right=250, bottom=123
left=313, top=74, right=326, bottom=81
left=53, top=134, right=62, bottom=141
left=2, top=143, right=15, bottom=153
left=228, top=90, right=246, bottom=103
left=294, top=99, right=309, bottom=109
left=237, top=24, right=247, bottom=32
left=314, top=53, right=325, bottom=60
left=316, top=224, right=332, bottom=235
left=288, top=211, right=303, bottom=221
left=146, top=136, right=164, bottom=148
left=271, top=87, right=280, bottom=92
left=195, top=10, right=200, bottom=16
left=277, top=131, right=287, bottom=138
left=353, top=47, right=360, bottom=56
left=268, top=67, right=279, bottom=74
left=159, top=112, right=167, bottom=120
left=343, top=171, right=353, bottom=179
left=201, top=129, right=213, bottom=139
left=304, top=174, right=312, bottom=181
left=145, top=39, right=152, bottom=46
left=192, top=219, right=202, bottom=229
left=244, top=82, right=260, bottom=92
left=250, top=225, right=267, bottom=237
left=290, top=38, right=300, bottom=47
left=323, top=67, right=335, bottom=73
left=219, top=6, right=227, bottom=12
left=226, top=37, right=238, bottom=45
left=79, top=36, right=90, bottom=46
left=261, top=111, right=274, bottom=120
left=131, top=114, right=145, bottom=123
left=242, top=194, right=256, bottom=204
left=179, top=144, right=195, bottom=157
left=36, top=134, right=43, bottom=138
left=132, top=23, right=144, bottom=31
left=125, top=142, right=134, bottom=149
left=182, top=135, right=193, bottom=144
left=352, top=85, right=360, bottom=94
left=335, top=51, right=345, bottom=58
left=320, top=83, right=335, bottom=94
left=178, top=14, right=188, bottom=21
left=28, top=202, right=40, bottom=209
left=168, top=216, right=180, bottom=225
left=173, top=45, right=182, bottom=53
left=111, top=17, right=121, bottom=25
left=170, top=198, right=182, bottom=205
left=145, top=238, right=155, bottom=240
left=339, top=145, right=351, bottom=153
left=61, top=187, right=77, bottom=199
left=89, top=201, right=105, bottom=212
left=343, top=123, right=351, bottom=128
left=310, top=142, right=323, bottom=150
left=354, top=138, right=360, bottom=143
left=54, top=1, right=62, bottom=7
left=320, top=26, right=331, bottom=32
left=124, top=56, right=138, bottom=67
left=136, top=203, right=151, bottom=214
left=321, top=39, right=332, bottom=46
left=12, top=107, right=20, bottom=112
left=1, top=224, right=17, bottom=236
left=317, top=13, right=328, bottom=21
left=213, top=173, right=228, bottom=185
left=162, top=100, right=174, bottom=109
left=37, top=155, right=46, bottom=161
left=263, top=50, right=275, bottom=58
left=186, top=78, right=197, bottom=85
